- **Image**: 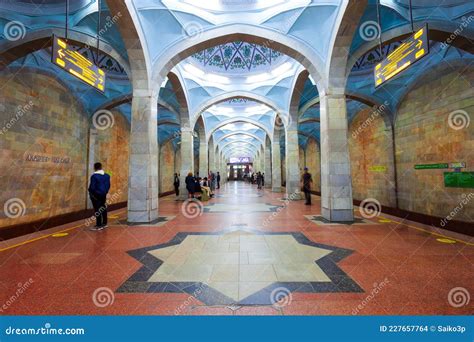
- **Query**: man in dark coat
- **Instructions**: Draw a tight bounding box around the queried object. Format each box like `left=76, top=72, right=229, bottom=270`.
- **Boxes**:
left=301, top=167, right=313, bottom=205
left=88, top=162, right=111, bottom=230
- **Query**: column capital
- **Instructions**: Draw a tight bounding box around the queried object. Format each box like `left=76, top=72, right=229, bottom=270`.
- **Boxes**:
left=132, top=89, right=159, bottom=100
left=319, top=89, right=345, bottom=99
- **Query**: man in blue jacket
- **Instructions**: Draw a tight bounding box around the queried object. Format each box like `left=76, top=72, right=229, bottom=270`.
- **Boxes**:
left=88, top=162, right=111, bottom=230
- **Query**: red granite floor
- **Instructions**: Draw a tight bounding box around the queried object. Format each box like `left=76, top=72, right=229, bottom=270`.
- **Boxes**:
left=0, top=181, right=472, bottom=315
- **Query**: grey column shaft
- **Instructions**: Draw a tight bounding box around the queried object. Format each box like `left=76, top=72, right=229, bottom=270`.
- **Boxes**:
left=319, top=92, right=354, bottom=222
left=178, top=129, right=194, bottom=200
left=127, top=94, right=159, bottom=223
left=285, top=128, right=301, bottom=199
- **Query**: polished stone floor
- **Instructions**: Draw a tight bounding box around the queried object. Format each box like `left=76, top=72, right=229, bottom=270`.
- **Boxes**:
left=0, top=182, right=472, bottom=315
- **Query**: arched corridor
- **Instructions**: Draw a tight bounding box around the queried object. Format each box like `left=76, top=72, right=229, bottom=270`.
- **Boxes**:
left=0, top=0, right=473, bottom=327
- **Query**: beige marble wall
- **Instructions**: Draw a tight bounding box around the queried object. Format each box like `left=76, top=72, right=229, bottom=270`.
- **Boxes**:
left=305, top=138, right=321, bottom=192
left=349, top=108, right=396, bottom=207
left=0, top=71, right=88, bottom=228
left=395, top=68, right=474, bottom=221
left=93, top=110, right=130, bottom=204
left=159, top=140, right=176, bottom=194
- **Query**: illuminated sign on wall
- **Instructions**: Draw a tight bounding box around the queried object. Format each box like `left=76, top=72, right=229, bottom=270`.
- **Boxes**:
left=52, top=36, right=106, bottom=92
left=374, top=26, right=429, bottom=87
left=229, top=157, right=251, bottom=164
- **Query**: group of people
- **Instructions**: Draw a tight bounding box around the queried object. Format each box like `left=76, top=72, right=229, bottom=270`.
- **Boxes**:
left=87, top=161, right=314, bottom=231
left=247, top=172, right=265, bottom=189
left=246, top=167, right=314, bottom=205
left=184, top=171, right=221, bottom=200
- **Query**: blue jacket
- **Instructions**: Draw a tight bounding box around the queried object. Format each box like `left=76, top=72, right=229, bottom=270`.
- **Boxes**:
left=89, top=172, right=111, bottom=196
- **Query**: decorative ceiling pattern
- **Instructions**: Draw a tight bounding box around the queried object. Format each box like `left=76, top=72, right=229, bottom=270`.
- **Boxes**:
left=191, top=42, right=283, bottom=72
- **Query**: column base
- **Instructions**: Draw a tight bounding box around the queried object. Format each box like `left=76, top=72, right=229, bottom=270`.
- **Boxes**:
left=127, top=209, right=159, bottom=224
left=321, top=207, right=354, bottom=222
left=283, top=192, right=301, bottom=200
left=272, top=187, right=281, bottom=193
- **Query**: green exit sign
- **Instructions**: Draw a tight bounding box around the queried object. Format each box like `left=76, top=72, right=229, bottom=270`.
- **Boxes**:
left=444, top=172, right=474, bottom=188
left=414, top=163, right=448, bottom=170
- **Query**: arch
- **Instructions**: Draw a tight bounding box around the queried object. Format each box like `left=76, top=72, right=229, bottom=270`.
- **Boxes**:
left=95, top=93, right=179, bottom=117
left=0, top=28, right=131, bottom=77
left=167, top=71, right=190, bottom=126
left=106, top=1, right=149, bottom=91
left=223, top=146, right=257, bottom=158
left=207, top=118, right=272, bottom=142
left=219, top=140, right=262, bottom=155
left=221, top=142, right=259, bottom=155
left=151, top=24, right=327, bottom=93
left=215, top=131, right=264, bottom=146
left=346, top=21, right=474, bottom=76
left=289, top=69, right=310, bottom=125
left=192, top=91, right=283, bottom=127
left=298, top=93, right=393, bottom=128
left=326, top=0, right=368, bottom=92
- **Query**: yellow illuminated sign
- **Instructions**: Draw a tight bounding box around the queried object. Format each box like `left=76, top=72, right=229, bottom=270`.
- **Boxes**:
left=374, top=26, right=429, bottom=87
left=52, top=36, right=106, bottom=93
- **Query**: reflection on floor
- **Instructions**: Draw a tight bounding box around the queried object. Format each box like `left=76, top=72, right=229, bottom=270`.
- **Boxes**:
left=0, top=181, right=472, bottom=315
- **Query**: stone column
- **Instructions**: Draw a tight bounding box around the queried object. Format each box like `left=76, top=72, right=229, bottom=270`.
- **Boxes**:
left=285, top=124, right=301, bottom=199
left=128, top=93, right=159, bottom=223
left=87, top=128, right=98, bottom=209
left=178, top=128, right=194, bottom=200
left=271, top=136, right=281, bottom=192
left=319, top=91, right=354, bottom=222
left=199, top=139, right=208, bottom=178
left=209, top=142, right=215, bottom=173
left=264, top=141, right=272, bottom=189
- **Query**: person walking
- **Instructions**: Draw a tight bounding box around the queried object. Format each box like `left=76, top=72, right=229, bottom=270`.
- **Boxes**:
left=88, top=162, right=111, bottom=230
left=301, top=167, right=313, bottom=205
left=262, top=173, right=265, bottom=187
left=173, top=173, right=180, bottom=196
left=256, top=172, right=263, bottom=189
left=216, top=172, right=221, bottom=189
left=185, top=172, right=195, bottom=198
left=210, top=171, right=216, bottom=192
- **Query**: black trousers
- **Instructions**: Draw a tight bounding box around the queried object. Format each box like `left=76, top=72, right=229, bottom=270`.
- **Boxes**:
left=174, top=185, right=179, bottom=196
left=217, top=181, right=220, bottom=189
left=304, top=189, right=311, bottom=204
left=90, top=194, right=107, bottom=227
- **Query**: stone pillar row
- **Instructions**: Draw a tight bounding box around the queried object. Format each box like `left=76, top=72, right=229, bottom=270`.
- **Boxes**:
left=127, top=92, right=354, bottom=223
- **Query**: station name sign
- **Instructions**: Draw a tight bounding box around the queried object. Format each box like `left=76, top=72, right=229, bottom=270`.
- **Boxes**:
left=52, top=36, right=106, bottom=92
left=375, top=26, right=429, bottom=87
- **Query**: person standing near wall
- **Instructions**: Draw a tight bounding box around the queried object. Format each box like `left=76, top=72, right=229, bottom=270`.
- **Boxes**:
left=301, top=167, right=313, bottom=205
left=185, top=172, right=195, bottom=198
left=88, top=162, right=111, bottom=230
left=216, top=172, right=221, bottom=189
left=173, top=173, right=180, bottom=197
